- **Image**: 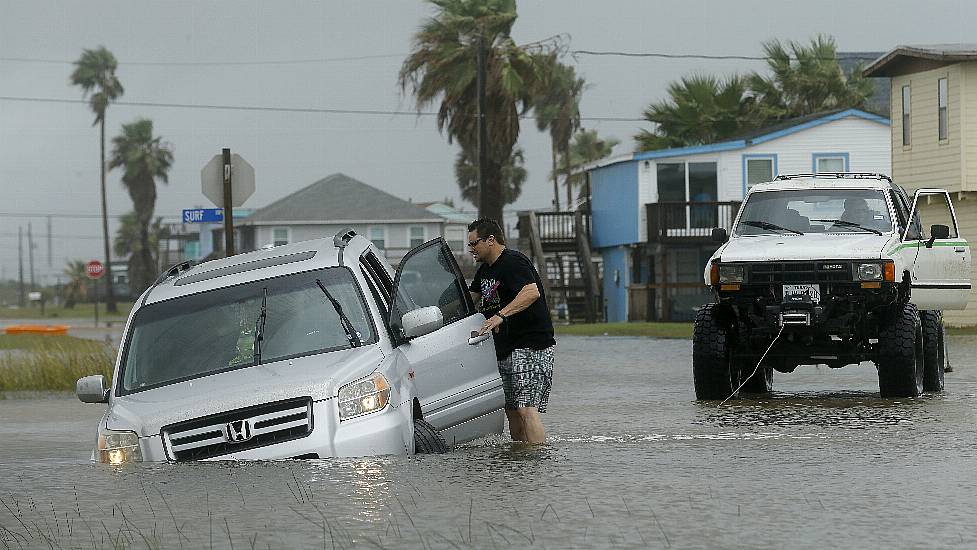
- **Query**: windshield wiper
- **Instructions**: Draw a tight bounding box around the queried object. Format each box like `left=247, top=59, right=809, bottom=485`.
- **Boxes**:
left=316, top=279, right=362, bottom=347
left=739, top=220, right=804, bottom=235
left=811, top=219, right=883, bottom=235
left=253, top=287, right=268, bottom=366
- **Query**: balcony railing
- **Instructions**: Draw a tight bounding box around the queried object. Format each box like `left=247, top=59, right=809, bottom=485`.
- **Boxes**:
left=646, top=201, right=741, bottom=243
left=535, top=211, right=591, bottom=247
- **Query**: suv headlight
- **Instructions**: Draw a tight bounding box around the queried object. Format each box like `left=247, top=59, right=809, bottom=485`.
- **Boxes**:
left=718, top=265, right=745, bottom=283
left=856, top=263, right=883, bottom=281
left=338, top=373, right=390, bottom=420
left=97, top=428, right=143, bottom=465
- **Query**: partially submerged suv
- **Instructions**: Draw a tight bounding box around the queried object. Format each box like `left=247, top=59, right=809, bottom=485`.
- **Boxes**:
left=695, top=173, right=971, bottom=399
left=77, top=230, right=504, bottom=463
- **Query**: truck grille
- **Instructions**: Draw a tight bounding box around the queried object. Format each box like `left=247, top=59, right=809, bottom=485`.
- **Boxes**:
left=749, top=261, right=852, bottom=284
left=161, top=397, right=313, bottom=461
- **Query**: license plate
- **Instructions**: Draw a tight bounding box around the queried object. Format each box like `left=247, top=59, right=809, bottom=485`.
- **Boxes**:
left=783, top=284, right=820, bottom=303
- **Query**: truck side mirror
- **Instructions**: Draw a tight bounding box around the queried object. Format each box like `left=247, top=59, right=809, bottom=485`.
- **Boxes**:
left=711, top=228, right=728, bottom=243
left=927, top=224, right=950, bottom=247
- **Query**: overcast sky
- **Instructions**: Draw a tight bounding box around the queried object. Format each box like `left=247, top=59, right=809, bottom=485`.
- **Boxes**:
left=1, top=0, right=974, bottom=284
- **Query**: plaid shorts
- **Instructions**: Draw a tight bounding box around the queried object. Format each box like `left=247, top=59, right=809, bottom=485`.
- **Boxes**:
left=498, top=346, right=555, bottom=413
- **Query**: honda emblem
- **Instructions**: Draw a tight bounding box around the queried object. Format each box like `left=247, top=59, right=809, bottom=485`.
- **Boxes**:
left=224, top=419, right=253, bottom=443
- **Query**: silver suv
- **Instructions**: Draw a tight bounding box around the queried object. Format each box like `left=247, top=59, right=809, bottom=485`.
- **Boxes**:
left=77, top=230, right=503, bottom=463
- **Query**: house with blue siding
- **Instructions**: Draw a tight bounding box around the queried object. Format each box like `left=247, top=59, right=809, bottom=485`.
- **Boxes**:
left=589, top=108, right=891, bottom=322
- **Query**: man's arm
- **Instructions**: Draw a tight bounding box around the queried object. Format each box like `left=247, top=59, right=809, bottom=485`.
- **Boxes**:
left=470, top=292, right=481, bottom=306
left=478, top=283, right=539, bottom=335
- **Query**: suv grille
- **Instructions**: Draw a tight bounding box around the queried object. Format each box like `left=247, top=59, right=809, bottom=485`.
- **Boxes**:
left=161, top=397, right=313, bottom=461
left=749, top=261, right=852, bottom=284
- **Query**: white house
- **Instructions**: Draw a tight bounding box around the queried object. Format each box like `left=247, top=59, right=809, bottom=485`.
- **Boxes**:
left=588, top=108, right=892, bottom=322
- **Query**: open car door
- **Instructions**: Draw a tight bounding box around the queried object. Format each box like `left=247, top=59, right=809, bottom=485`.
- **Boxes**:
left=904, top=189, right=972, bottom=310
left=389, top=238, right=504, bottom=444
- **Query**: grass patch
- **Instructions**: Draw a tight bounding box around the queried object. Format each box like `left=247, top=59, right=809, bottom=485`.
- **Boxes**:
left=0, top=334, right=114, bottom=391
left=556, top=322, right=693, bottom=339
left=947, top=325, right=977, bottom=335
left=0, top=301, right=133, bottom=320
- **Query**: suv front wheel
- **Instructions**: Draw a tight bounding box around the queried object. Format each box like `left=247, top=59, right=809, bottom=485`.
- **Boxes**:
left=876, top=303, right=924, bottom=398
left=693, top=304, right=739, bottom=400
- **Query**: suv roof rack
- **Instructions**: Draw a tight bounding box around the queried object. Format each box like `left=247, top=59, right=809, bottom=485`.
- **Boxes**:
left=774, top=172, right=892, bottom=182
left=141, top=260, right=195, bottom=306
left=333, top=228, right=357, bottom=267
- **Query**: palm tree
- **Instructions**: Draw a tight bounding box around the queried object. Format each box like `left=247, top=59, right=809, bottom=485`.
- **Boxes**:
left=62, top=260, right=89, bottom=309
left=747, top=35, right=874, bottom=121
left=533, top=54, right=585, bottom=210
left=561, top=129, right=619, bottom=207
left=71, top=46, right=124, bottom=314
left=454, top=145, right=526, bottom=206
left=114, top=211, right=170, bottom=293
left=399, top=0, right=543, bottom=223
left=635, top=74, right=756, bottom=152
left=108, top=119, right=173, bottom=296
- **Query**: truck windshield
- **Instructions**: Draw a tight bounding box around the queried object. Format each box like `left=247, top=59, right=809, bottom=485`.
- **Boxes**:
left=119, top=267, right=375, bottom=393
left=734, top=189, right=892, bottom=236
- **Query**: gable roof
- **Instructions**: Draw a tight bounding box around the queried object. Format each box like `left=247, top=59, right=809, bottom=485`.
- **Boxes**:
left=587, top=109, right=889, bottom=170
left=863, top=44, right=977, bottom=77
left=242, top=173, right=443, bottom=225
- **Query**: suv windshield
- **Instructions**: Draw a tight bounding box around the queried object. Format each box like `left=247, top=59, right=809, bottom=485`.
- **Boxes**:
left=735, top=189, right=892, bottom=236
left=120, top=267, right=375, bottom=393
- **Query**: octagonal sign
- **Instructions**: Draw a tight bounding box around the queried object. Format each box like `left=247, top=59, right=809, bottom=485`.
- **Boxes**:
left=201, top=153, right=255, bottom=207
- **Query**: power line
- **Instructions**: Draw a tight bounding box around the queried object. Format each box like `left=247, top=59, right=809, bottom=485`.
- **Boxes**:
left=570, top=50, right=881, bottom=62
left=0, top=53, right=407, bottom=66
left=0, top=95, right=648, bottom=122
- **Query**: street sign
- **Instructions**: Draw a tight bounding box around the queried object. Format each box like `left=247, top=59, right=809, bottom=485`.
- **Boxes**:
left=182, top=208, right=224, bottom=223
left=86, top=260, right=105, bottom=280
left=201, top=153, right=254, bottom=207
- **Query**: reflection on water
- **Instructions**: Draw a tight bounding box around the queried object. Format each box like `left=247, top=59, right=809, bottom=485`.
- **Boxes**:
left=2, top=335, right=977, bottom=549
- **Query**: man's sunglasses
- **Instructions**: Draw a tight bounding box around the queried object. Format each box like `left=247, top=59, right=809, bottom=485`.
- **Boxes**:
left=467, top=236, right=489, bottom=248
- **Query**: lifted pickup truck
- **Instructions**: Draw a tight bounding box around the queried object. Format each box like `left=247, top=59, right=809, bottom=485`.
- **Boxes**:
left=694, top=173, right=972, bottom=399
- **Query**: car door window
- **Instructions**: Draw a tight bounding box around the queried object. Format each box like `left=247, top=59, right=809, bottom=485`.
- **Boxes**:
left=913, top=191, right=959, bottom=239
left=390, top=239, right=472, bottom=334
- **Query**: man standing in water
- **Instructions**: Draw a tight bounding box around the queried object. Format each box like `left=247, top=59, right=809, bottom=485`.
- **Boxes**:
left=469, top=219, right=555, bottom=444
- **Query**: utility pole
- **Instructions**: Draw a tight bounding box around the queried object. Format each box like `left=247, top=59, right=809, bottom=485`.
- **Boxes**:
left=28, top=222, right=35, bottom=289
left=47, top=215, right=52, bottom=268
left=17, top=226, right=25, bottom=307
left=222, top=148, right=235, bottom=256
left=476, top=33, right=488, bottom=219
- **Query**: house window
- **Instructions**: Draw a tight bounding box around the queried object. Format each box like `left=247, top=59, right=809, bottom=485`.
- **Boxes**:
left=409, top=226, right=426, bottom=248
left=743, top=155, right=776, bottom=192
left=938, top=77, right=948, bottom=141
left=369, top=226, right=386, bottom=250
left=813, top=153, right=848, bottom=173
left=902, top=85, right=911, bottom=146
left=272, top=227, right=289, bottom=247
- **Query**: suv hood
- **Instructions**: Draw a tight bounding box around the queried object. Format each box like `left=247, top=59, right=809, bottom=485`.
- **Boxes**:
left=106, top=345, right=384, bottom=436
left=720, top=233, right=891, bottom=262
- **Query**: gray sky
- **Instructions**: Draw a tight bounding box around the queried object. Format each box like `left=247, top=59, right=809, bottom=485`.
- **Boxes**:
left=1, top=0, right=974, bottom=284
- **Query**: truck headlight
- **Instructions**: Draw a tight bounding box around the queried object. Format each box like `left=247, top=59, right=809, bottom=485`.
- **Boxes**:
left=338, top=373, right=390, bottom=420
left=97, top=428, right=143, bottom=465
left=718, top=265, right=745, bottom=283
left=856, top=263, right=883, bottom=281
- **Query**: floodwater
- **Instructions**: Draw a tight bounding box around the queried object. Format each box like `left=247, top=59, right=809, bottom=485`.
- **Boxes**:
left=2, top=334, right=977, bottom=549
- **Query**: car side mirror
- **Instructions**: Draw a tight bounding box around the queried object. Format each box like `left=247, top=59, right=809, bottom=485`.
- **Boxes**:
left=401, top=306, right=443, bottom=339
left=76, top=375, right=110, bottom=403
left=711, top=228, right=728, bottom=243
left=926, top=224, right=950, bottom=248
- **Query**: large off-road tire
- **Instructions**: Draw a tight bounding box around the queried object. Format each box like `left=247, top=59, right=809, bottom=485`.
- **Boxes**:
left=693, top=304, right=739, bottom=400
left=920, top=310, right=945, bottom=392
left=413, top=418, right=448, bottom=454
left=877, top=303, right=924, bottom=398
left=740, top=363, right=774, bottom=394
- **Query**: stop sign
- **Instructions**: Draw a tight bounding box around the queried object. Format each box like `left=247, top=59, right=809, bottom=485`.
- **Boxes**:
left=86, top=260, right=105, bottom=280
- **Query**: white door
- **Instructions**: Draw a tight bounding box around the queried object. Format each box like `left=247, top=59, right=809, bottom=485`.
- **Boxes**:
left=389, top=238, right=503, bottom=438
left=905, top=189, right=972, bottom=310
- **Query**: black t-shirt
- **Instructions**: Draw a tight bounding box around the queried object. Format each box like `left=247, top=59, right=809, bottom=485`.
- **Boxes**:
left=469, top=248, right=555, bottom=360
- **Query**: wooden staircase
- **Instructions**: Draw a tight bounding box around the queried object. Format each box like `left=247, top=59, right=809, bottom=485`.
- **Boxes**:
left=517, top=211, right=602, bottom=323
